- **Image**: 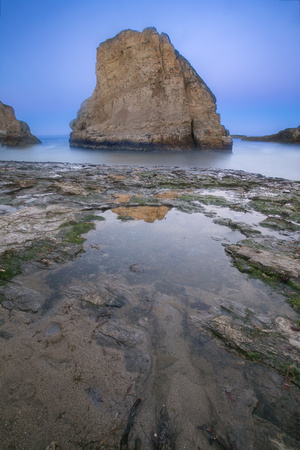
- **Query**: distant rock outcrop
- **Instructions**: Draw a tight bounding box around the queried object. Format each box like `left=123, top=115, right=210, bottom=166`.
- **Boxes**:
left=0, top=101, right=41, bottom=147
left=70, top=27, right=232, bottom=150
left=242, top=126, right=300, bottom=144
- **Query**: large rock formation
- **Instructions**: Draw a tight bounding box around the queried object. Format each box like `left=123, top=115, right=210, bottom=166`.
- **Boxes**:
left=242, top=126, right=300, bottom=143
left=0, top=101, right=41, bottom=147
left=70, top=28, right=232, bottom=150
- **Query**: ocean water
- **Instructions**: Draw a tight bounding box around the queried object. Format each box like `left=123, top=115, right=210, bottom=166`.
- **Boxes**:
left=0, top=136, right=299, bottom=180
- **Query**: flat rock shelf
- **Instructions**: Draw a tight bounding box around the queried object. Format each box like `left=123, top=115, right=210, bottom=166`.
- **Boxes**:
left=0, top=161, right=299, bottom=449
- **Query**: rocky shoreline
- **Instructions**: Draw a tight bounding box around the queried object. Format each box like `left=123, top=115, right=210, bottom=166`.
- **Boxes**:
left=241, top=125, right=300, bottom=144
left=0, top=161, right=299, bottom=449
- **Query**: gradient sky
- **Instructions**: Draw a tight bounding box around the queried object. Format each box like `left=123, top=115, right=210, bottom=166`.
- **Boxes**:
left=0, top=0, right=299, bottom=137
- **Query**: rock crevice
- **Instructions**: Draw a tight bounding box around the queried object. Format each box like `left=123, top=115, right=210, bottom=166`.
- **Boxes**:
left=70, top=27, right=232, bottom=150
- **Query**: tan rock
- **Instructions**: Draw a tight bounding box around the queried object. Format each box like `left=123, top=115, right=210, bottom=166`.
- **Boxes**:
left=154, top=190, right=180, bottom=199
left=0, top=101, right=41, bottom=147
left=113, top=194, right=133, bottom=203
left=275, top=317, right=300, bottom=350
left=54, top=181, right=87, bottom=196
left=70, top=27, right=232, bottom=151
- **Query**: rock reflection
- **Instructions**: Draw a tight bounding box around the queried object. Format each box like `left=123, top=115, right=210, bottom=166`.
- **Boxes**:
left=111, top=205, right=171, bottom=223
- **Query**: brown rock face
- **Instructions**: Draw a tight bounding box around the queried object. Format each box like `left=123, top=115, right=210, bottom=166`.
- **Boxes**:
left=70, top=28, right=232, bottom=150
left=0, top=101, right=41, bottom=147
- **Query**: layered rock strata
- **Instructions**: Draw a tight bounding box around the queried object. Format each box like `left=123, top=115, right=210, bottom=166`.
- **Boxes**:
left=0, top=101, right=41, bottom=147
left=242, top=126, right=300, bottom=143
left=70, top=27, right=232, bottom=150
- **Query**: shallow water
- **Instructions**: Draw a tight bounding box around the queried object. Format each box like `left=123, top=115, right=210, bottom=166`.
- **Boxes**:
left=0, top=161, right=299, bottom=448
left=64, top=209, right=291, bottom=315
left=1, top=206, right=298, bottom=448
left=1, top=136, right=300, bottom=180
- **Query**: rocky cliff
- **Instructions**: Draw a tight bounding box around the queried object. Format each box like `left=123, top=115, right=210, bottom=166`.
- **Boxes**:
left=0, top=102, right=41, bottom=147
left=70, top=28, right=232, bottom=150
left=242, top=126, right=300, bottom=143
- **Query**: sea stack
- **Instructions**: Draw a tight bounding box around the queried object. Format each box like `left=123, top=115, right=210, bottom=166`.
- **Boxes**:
left=70, top=28, right=232, bottom=150
left=0, top=101, right=41, bottom=147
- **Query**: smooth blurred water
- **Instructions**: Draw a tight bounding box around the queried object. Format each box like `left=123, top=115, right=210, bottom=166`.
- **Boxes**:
left=0, top=136, right=299, bottom=180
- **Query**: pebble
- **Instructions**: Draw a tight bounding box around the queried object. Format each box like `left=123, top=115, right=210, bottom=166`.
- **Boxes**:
left=45, top=323, right=63, bottom=344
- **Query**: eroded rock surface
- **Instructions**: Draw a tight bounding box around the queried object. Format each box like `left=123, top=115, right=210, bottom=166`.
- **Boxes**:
left=70, top=27, right=232, bottom=150
left=0, top=162, right=299, bottom=449
left=0, top=101, right=41, bottom=147
left=0, top=205, right=77, bottom=253
left=226, top=243, right=300, bottom=279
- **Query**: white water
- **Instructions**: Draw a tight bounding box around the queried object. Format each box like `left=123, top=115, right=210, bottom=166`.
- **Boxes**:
left=1, top=137, right=299, bottom=180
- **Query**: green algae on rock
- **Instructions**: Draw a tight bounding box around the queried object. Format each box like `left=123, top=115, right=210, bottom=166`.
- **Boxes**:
left=0, top=161, right=299, bottom=449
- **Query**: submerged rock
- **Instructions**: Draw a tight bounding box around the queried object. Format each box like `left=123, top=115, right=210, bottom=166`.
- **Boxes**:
left=70, top=27, right=232, bottom=151
left=1, top=285, right=45, bottom=312
left=45, top=323, right=63, bottom=343
left=0, top=101, right=41, bottom=147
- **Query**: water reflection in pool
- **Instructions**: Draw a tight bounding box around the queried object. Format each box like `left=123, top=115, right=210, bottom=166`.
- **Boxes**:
left=2, top=207, right=298, bottom=449
left=55, top=208, right=291, bottom=317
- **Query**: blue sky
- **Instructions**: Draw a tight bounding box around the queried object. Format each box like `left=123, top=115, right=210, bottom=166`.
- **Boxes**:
left=0, top=0, right=299, bottom=136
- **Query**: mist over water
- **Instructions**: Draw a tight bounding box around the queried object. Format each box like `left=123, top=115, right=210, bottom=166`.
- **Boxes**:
left=1, top=137, right=299, bottom=180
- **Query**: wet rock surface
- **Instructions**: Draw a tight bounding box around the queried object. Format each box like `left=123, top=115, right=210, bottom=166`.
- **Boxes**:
left=0, top=161, right=299, bottom=449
